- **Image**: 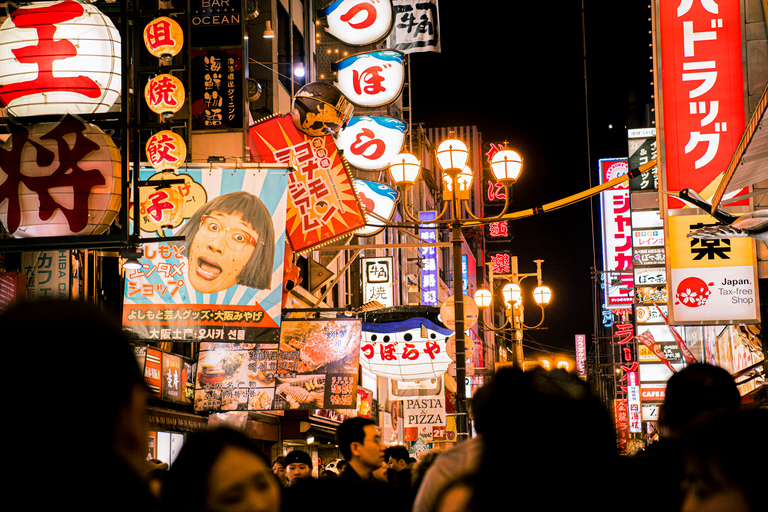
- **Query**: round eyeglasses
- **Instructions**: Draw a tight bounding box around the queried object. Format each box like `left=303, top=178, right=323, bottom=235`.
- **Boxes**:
left=198, top=215, right=258, bottom=251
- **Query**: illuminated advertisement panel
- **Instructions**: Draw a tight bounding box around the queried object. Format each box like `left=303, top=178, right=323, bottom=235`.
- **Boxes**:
left=599, top=158, right=633, bottom=308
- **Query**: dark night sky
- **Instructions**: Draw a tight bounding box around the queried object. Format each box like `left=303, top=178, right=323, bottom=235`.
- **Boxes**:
left=409, top=2, right=655, bottom=356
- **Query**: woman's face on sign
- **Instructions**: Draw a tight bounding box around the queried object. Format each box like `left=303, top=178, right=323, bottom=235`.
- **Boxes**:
left=188, top=211, right=258, bottom=294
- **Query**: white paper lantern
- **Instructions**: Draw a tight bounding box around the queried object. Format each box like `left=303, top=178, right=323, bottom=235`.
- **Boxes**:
left=0, top=1, right=122, bottom=117
left=0, top=115, right=121, bottom=238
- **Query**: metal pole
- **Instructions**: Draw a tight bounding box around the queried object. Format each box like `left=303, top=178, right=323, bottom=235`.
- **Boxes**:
left=452, top=221, right=469, bottom=442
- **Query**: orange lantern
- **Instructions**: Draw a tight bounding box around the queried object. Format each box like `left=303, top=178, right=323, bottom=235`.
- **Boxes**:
left=146, top=130, right=186, bottom=171
left=144, top=74, right=185, bottom=117
left=141, top=186, right=185, bottom=230
left=144, top=16, right=184, bottom=61
left=0, top=115, right=121, bottom=238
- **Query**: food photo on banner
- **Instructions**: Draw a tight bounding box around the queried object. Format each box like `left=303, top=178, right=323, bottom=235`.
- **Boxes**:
left=193, top=318, right=361, bottom=412
left=122, top=166, right=290, bottom=342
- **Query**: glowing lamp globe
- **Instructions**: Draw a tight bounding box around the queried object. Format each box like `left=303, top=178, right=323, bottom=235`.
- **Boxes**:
left=388, top=153, right=420, bottom=185
left=0, top=116, right=121, bottom=238
left=144, top=17, right=184, bottom=61
left=491, top=148, right=523, bottom=183
left=144, top=74, right=185, bottom=117
left=533, top=285, right=553, bottom=305
left=0, top=1, right=121, bottom=117
left=146, top=130, right=187, bottom=171
left=436, top=137, right=468, bottom=172
left=473, top=288, right=492, bottom=308
left=502, top=283, right=522, bottom=304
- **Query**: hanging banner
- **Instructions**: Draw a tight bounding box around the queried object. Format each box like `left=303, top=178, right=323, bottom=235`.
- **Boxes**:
left=248, top=114, right=367, bottom=253
left=332, top=50, right=405, bottom=107
left=658, top=0, right=746, bottom=207
left=191, top=48, right=244, bottom=131
left=122, top=166, right=289, bottom=342
left=193, top=319, right=361, bottom=412
left=335, top=116, right=406, bottom=171
left=386, top=0, right=441, bottom=54
left=319, top=0, right=394, bottom=46
left=361, top=317, right=453, bottom=381
left=668, top=214, right=759, bottom=324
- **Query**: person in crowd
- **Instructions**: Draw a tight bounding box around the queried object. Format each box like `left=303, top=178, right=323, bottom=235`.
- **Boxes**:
left=386, top=444, right=414, bottom=504
left=271, top=456, right=288, bottom=487
left=372, top=460, right=389, bottom=482
left=629, top=363, right=741, bottom=512
left=161, top=427, right=281, bottom=512
left=336, top=417, right=387, bottom=481
left=1, top=298, right=163, bottom=512
left=284, top=449, right=313, bottom=486
left=678, top=408, right=767, bottom=512
left=434, top=367, right=621, bottom=512
left=410, top=450, right=440, bottom=497
left=146, top=459, right=170, bottom=500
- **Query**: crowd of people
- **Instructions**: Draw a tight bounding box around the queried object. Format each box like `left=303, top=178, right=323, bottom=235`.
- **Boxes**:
left=2, top=298, right=765, bottom=512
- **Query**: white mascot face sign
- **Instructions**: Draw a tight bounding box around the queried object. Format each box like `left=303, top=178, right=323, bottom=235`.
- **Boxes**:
left=336, top=116, right=406, bottom=171
left=319, top=0, right=394, bottom=46
left=333, top=50, right=405, bottom=107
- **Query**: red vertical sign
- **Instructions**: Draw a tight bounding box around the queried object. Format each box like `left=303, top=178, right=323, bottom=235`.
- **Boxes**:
left=659, top=0, right=745, bottom=205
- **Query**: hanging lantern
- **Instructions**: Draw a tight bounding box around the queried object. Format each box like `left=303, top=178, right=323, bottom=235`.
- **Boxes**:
left=0, top=115, right=121, bottom=238
left=146, top=130, right=186, bottom=171
left=0, top=0, right=122, bottom=117
left=144, top=73, right=185, bottom=117
left=143, top=16, right=184, bottom=61
left=141, top=186, right=185, bottom=230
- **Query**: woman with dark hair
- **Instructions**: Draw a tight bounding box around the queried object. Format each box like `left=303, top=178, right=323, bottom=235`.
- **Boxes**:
left=679, top=408, right=767, bottom=512
left=175, top=191, right=276, bottom=294
left=162, top=428, right=281, bottom=512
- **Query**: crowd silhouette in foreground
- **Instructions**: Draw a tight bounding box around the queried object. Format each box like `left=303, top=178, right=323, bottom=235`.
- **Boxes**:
left=2, top=299, right=764, bottom=512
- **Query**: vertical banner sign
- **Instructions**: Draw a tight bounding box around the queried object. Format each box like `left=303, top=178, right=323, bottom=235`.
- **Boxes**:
left=362, top=256, right=394, bottom=307
left=193, top=319, right=361, bottom=412
left=628, top=128, right=658, bottom=190
left=668, top=214, right=759, bottom=323
left=387, top=0, right=441, bottom=54
left=599, top=158, right=633, bottom=308
left=659, top=0, right=746, bottom=206
left=191, top=49, right=243, bottom=131
left=575, top=334, right=587, bottom=378
left=419, top=211, right=438, bottom=306
left=627, top=370, right=641, bottom=433
left=122, top=167, right=289, bottom=342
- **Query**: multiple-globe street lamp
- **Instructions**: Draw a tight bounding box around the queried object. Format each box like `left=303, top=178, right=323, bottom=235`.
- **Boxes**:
left=388, top=135, right=525, bottom=441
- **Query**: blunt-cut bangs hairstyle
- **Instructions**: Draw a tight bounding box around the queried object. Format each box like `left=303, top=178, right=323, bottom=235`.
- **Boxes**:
left=176, top=191, right=276, bottom=290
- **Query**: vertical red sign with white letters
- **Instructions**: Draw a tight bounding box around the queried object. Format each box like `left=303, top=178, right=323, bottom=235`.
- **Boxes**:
left=659, top=0, right=745, bottom=205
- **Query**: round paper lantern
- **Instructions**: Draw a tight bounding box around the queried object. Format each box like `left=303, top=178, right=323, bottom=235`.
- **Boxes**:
left=144, top=73, right=185, bottom=117
left=143, top=16, right=184, bottom=60
left=0, top=116, right=121, bottom=238
left=0, top=0, right=122, bottom=117
left=146, top=130, right=186, bottom=171
left=141, top=186, right=185, bottom=230
left=439, top=294, right=479, bottom=331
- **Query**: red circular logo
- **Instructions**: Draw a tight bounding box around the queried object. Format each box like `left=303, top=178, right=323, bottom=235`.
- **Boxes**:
left=675, top=277, right=713, bottom=307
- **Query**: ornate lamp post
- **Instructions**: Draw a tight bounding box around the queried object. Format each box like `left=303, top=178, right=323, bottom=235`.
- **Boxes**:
left=474, top=258, right=552, bottom=367
left=388, top=137, right=522, bottom=442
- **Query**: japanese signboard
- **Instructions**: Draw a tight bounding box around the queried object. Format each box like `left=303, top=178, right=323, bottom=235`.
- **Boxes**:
left=21, top=250, right=70, bottom=300
left=332, top=50, right=405, bottom=107
left=362, top=256, right=394, bottom=308
left=418, top=211, right=438, bottom=306
left=319, top=0, right=394, bottom=46
left=122, top=166, right=289, bottom=342
left=144, top=16, right=184, bottom=60
left=192, top=49, right=243, bottom=131
left=336, top=116, right=406, bottom=171
left=668, top=214, right=759, bottom=324
left=361, top=317, right=453, bottom=381
left=386, top=0, right=441, bottom=54
left=627, top=370, right=641, bottom=433
left=486, top=250, right=512, bottom=274
left=628, top=129, right=658, bottom=190
left=249, top=114, right=367, bottom=253
left=193, top=319, right=361, bottom=412
left=575, top=334, right=587, bottom=378
left=146, top=130, right=187, bottom=171
left=190, top=0, right=242, bottom=48
left=0, top=0, right=121, bottom=117
left=599, top=158, right=633, bottom=308
left=0, top=116, right=122, bottom=239
left=658, top=0, right=746, bottom=206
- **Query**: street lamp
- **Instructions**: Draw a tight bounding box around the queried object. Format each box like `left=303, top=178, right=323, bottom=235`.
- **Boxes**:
left=387, top=136, right=521, bottom=442
left=473, top=258, right=552, bottom=367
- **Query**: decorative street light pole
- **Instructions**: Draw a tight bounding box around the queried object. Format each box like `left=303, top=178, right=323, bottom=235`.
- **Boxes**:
left=388, top=136, right=523, bottom=442
left=474, top=258, right=552, bottom=367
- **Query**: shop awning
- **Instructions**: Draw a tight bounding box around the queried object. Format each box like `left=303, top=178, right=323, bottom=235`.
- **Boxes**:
left=711, top=82, right=768, bottom=211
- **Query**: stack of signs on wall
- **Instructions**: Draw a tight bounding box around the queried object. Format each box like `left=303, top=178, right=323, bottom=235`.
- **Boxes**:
left=249, top=114, right=366, bottom=253
left=122, top=167, right=289, bottom=342
left=193, top=319, right=361, bottom=412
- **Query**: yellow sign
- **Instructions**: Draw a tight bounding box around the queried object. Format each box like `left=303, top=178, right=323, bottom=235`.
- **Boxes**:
left=668, top=214, right=753, bottom=268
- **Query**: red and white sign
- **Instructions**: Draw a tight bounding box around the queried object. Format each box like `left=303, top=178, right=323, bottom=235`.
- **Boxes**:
left=335, top=116, right=406, bottom=171
left=319, top=0, right=394, bottom=46
left=332, top=50, right=405, bottom=107
left=599, top=158, right=633, bottom=308
left=0, top=0, right=121, bottom=117
left=659, top=0, right=746, bottom=206
left=144, top=16, right=184, bottom=60
left=146, top=130, right=187, bottom=171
